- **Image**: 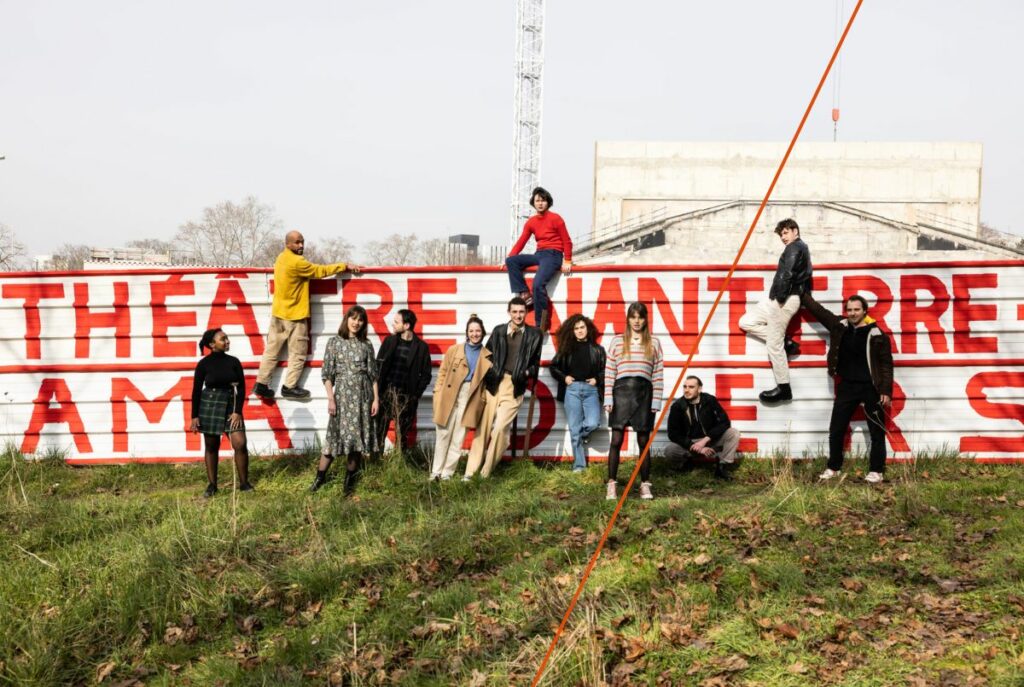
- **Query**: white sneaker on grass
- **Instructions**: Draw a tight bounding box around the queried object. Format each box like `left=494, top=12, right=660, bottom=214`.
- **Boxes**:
left=640, top=482, right=654, bottom=500
left=606, top=480, right=617, bottom=500
left=864, top=471, right=884, bottom=484
left=818, top=468, right=840, bottom=481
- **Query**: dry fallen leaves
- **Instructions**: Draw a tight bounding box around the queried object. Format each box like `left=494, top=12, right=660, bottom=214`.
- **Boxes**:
left=95, top=661, right=116, bottom=683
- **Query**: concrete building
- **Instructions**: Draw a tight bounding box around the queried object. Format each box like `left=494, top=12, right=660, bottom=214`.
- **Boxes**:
left=577, top=141, right=1023, bottom=264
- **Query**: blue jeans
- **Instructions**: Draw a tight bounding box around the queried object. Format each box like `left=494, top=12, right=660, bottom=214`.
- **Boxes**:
left=564, top=381, right=601, bottom=469
left=505, top=249, right=563, bottom=321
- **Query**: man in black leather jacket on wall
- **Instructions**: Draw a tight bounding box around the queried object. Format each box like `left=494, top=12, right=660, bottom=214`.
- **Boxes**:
left=464, top=297, right=543, bottom=478
left=739, top=218, right=813, bottom=403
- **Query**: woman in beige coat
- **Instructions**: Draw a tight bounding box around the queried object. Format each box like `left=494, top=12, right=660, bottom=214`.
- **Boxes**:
left=430, top=315, right=492, bottom=480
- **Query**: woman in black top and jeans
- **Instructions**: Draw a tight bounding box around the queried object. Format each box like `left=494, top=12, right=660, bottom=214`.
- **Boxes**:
left=549, top=314, right=605, bottom=472
left=190, top=328, right=253, bottom=497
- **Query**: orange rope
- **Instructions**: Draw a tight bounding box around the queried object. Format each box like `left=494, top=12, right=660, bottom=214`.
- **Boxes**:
left=530, top=2, right=865, bottom=683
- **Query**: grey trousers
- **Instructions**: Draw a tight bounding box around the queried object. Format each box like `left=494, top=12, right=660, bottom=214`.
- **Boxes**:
left=664, top=426, right=741, bottom=464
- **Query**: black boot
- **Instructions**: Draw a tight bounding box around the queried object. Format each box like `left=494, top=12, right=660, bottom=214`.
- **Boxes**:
left=759, top=384, right=793, bottom=403
left=309, top=470, right=328, bottom=492
left=784, top=338, right=800, bottom=357
left=253, top=382, right=275, bottom=399
left=203, top=483, right=218, bottom=498
left=714, top=462, right=732, bottom=481
left=343, top=468, right=358, bottom=495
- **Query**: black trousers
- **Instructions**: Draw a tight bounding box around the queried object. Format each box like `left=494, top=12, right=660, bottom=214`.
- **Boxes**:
left=828, top=380, right=887, bottom=472
left=376, top=388, right=420, bottom=453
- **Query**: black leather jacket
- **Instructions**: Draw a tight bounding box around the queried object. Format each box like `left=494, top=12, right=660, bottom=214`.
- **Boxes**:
left=483, top=323, right=543, bottom=397
left=549, top=341, right=606, bottom=402
left=667, top=392, right=731, bottom=445
left=768, top=238, right=813, bottom=303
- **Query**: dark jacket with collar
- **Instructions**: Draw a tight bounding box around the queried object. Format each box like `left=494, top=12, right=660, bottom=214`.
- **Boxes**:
left=667, top=392, right=731, bottom=446
left=548, top=341, right=606, bottom=402
left=483, top=322, right=542, bottom=397
left=376, top=332, right=433, bottom=398
left=801, top=292, right=894, bottom=396
left=768, top=238, right=813, bottom=303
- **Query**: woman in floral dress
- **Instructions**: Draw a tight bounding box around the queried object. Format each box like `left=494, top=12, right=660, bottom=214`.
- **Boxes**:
left=310, top=305, right=380, bottom=493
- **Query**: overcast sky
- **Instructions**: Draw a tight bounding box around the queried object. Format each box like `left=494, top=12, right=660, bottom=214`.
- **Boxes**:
left=1, top=0, right=1021, bottom=260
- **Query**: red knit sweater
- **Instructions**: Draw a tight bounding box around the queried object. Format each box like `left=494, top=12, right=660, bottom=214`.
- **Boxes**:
left=508, top=211, right=573, bottom=261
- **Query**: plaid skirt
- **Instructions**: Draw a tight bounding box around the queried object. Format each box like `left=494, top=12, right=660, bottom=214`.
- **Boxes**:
left=198, top=387, right=245, bottom=436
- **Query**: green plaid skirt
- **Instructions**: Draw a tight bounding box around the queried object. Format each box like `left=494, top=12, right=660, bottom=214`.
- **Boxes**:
left=198, top=387, right=245, bottom=436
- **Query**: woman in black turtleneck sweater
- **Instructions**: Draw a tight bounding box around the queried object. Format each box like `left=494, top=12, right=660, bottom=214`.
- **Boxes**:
left=190, top=328, right=253, bottom=497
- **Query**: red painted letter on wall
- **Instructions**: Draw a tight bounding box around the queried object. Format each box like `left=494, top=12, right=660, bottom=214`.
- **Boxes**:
left=408, top=278, right=457, bottom=355
left=207, top=278, right=264, bottom=356
left=110, top=376, right=197, bottom=452
left=900, top=274, right=950, bottom=355
left=74, top=282, right=131, bottom=358
left=960, top=372, right=1024, bottom=453
left=22, top=378, right=92, bottom=453
left=151, top=276, right=197, bottom=357
left=1, top=283, right=65, bottom=359
left=952, top=273, right=998, bottom=354
left=706, top=277, right=763, bottom=355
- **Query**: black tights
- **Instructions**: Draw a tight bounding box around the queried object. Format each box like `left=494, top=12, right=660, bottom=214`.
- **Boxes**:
left=318, top=452, right=362, bottom=479
left=607, top=429, right=651, bottom=482
left=203, top=432, right=249, bottom=486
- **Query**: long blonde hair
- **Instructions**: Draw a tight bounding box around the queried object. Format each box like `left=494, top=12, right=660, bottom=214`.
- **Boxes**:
left=623, top=302, right=654, bottom=361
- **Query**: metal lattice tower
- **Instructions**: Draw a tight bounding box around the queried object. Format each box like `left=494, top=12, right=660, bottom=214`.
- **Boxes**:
left=509, top=0, right=545, bottom=247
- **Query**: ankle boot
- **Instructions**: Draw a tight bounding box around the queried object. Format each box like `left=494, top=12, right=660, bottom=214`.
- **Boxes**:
left=309, top=469, right=328, bottom=492
left=759, top=383, right=793, bottom=403
left=344, top=469, right=358, bottom=495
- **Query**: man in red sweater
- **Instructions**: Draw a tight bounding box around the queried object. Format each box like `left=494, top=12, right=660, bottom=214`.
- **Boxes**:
left=505, top=186, right=573, bottom=326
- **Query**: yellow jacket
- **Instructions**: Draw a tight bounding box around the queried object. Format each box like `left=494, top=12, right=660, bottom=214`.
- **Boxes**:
left=271, top=250, right=347, bottom=320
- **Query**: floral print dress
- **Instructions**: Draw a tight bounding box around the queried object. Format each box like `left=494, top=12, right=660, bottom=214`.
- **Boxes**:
left=322, top=335, right=379, bottom=455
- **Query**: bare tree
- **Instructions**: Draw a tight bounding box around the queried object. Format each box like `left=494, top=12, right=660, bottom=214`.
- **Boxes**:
left=0, top=224, right=27, bottom=271
left=175, top=196, right=283, bottom=266
left=365, top=232, right=422, bottom=266
left=125, top=238, right=175, bottom=254
left=304, top=236, right=355, bottom=265
left=52, top=243, right=93, bottom=270
left=419, top=238, right=450, bottom=266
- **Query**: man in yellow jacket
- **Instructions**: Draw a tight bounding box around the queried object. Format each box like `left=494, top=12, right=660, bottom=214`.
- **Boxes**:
left=253, top=231, right=359, bottom=400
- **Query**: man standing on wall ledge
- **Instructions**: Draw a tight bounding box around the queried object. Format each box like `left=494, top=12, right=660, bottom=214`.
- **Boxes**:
left=739, top=218, right=812, bottom=404
left=504, top=186, right=573, bottom=327
left=254, top=231, right=359, bottom=400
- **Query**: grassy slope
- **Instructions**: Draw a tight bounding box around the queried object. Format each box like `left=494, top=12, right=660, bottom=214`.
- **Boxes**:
left=1, top=448, right=1023, bottom=686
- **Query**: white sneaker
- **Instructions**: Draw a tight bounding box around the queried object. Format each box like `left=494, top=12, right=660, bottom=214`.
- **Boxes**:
left=606, top=480, right=617, bottom=500
left=818, top=468, right=840, bottom=481
left=864, top=471, right=884, bottom=484
left=640, top=482, right=654, bottom=500
left=461, top=475, right=472, bottom=482
left=429, top=473, right=440, bottom=482
left=440, top=474, right=452, bottom=481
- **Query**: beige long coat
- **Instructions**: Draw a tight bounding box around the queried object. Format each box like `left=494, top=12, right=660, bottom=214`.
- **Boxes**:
left=432, top=343, right=492, bottom=428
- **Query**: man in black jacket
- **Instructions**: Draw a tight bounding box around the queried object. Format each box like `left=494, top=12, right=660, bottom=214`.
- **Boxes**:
left=802, top=292, right=894, bottom=484
left=464, top=297, right=543, bottom=478
left=739, top=218, right=813, bottom=403
left=375, top=309, right=433, bottom=453
left=665, top=376, right=741, bottom=479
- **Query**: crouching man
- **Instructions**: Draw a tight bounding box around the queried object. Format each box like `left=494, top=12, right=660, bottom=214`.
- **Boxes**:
left=665, top=375, right=741, bottom=479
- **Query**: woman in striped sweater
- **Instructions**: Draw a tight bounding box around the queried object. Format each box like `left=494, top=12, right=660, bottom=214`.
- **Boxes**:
left=603, top=302, right=664, bottom=500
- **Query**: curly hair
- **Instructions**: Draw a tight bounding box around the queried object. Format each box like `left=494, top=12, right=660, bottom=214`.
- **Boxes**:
left=555, top=313, right=599, bottom=357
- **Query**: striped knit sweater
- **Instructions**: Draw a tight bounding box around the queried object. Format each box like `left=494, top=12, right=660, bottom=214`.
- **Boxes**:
left=603, top=335, right=665, bottom=410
